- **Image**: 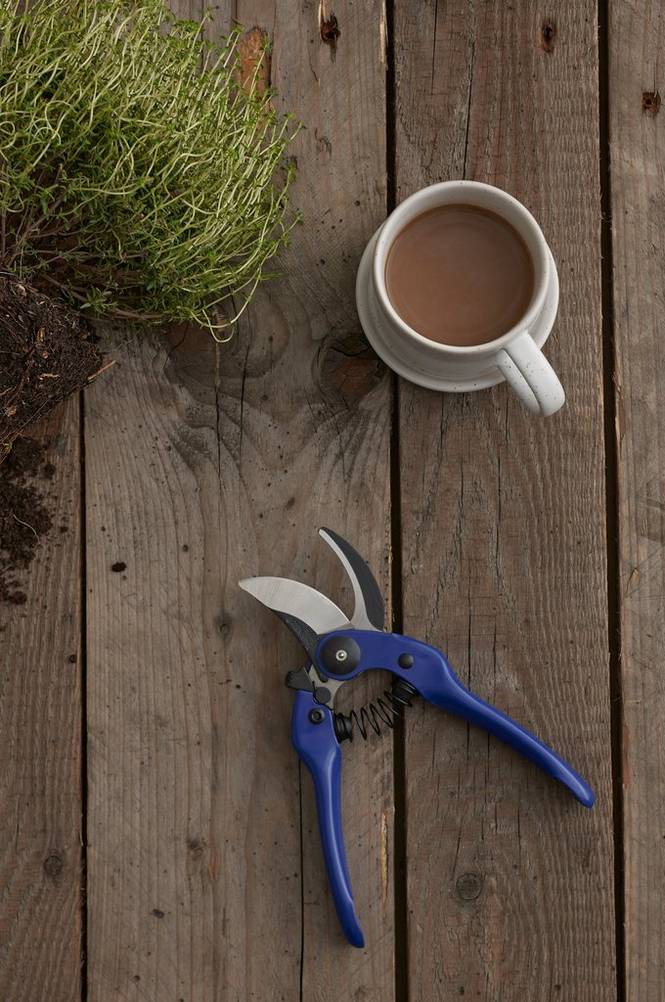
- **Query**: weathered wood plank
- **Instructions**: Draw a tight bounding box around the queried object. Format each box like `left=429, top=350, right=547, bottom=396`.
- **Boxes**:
left=609, top=4, right=665, bottom=998
left=0, top=399, right=82, bottom=1002
left=86, top=1, right=393, bottom=999
left=231, top=0, right=394, bottom=989
left=394, top=3, right=616, bottom=998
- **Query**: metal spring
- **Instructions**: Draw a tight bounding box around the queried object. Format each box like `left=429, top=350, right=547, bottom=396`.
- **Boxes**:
left=334, top=679, right=417, bottom=742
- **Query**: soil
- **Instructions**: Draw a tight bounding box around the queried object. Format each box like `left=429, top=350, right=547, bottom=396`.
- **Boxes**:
left=0, top=436, right=56, bottom=605
left=0, top=273, right=102, bottom=460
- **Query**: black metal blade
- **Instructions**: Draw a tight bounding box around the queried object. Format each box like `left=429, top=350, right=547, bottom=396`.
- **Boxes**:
left=319, top=527, right=385, bottom=631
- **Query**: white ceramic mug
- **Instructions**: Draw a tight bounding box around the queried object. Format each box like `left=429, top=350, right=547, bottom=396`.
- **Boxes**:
left=355, top=181, right=565, bottom=416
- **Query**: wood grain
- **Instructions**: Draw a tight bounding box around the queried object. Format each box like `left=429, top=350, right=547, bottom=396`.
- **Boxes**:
left=393, top=3, right=616, bottom=998
left=85, top=1, right=393, bottom=999
left=0, top=399, right=82, bottom=1001
left=609, top=3, right=665, bottom=998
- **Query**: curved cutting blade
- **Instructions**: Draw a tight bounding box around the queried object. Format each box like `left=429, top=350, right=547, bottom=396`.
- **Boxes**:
left=319, top=528, right=385, bottom=631
left=238, top=576, right=350, bottom=658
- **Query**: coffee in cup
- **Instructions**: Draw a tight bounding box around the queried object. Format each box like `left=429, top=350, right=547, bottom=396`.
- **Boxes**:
left=384, top=204, right=535, bottom=347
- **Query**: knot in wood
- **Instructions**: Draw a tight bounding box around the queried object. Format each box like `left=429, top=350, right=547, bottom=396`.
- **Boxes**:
left=540, top=20, right=556, bottom=53
left=44, top=854, right=64, bottom=879
left=320, top=12, right=340, bottom=50
left=187, top=837, right=205, bottom=860
left=318, top=332, right=386, bottom=406
left=456, top=871, right=483, bottom=901
left=642, top=91, right=661, bottom=116
left=216, top=615, right=232, bottom=640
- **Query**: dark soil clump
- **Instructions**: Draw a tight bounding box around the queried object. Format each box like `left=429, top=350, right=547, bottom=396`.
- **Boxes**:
left=0, top=273, right=102, bottom=460
left=0, top=436, right=55, bottom=604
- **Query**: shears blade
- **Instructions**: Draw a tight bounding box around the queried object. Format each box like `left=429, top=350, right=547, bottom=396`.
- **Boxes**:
left=238, top=576, right=350, bottom=658
left=319, top=527, right=385, bottom=631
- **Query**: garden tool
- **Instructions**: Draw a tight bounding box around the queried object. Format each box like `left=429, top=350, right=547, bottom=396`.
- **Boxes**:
left=239, top=528, right=594, bottom=949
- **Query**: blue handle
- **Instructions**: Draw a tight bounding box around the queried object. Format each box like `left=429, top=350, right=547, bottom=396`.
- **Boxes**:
left=315, top=631, right=595, bottom=808
left=291, top=690, right=365, bottom=948
left=419, top=664, right=595, bottom=807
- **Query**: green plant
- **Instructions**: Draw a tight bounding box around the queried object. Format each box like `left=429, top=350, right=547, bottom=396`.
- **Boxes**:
left=0, top=0, right=297, bottom=336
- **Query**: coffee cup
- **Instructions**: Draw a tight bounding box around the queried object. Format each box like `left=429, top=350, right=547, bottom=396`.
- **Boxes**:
left=355, top=181, right=565, bottom=416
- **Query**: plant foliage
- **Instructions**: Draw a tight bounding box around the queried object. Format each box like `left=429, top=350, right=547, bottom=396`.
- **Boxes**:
left=0, top=0, right=297, bottom=333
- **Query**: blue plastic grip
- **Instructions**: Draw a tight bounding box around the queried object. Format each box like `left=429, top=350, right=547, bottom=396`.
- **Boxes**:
left=291, top=690, right=365, bottom=948
left=419, top=665, right=595, bottom=808
left=315, top=630, right=595, bottom=809
left=295, top=630, right=594, bottom=948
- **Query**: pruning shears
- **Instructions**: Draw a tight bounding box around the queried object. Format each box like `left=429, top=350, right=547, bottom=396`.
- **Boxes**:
left=240, top=528, right=594, bottom=949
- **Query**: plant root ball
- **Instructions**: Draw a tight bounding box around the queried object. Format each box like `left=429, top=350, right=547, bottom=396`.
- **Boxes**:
left=0, top=275, right=102, bottom=460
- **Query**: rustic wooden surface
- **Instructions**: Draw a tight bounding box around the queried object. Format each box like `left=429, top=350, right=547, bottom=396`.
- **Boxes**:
left=610, top=2, right=665, bottom=1000
left=0, top=398, right=82, bottom=1002
left=394, top=2, right=617, bottom=999
left=85, top=0, right=393, bottom=999
left=1, top=0, right=661, bottom=999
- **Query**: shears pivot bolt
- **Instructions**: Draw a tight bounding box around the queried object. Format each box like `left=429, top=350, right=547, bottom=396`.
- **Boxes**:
left=319, top=635, right=361, bottom=675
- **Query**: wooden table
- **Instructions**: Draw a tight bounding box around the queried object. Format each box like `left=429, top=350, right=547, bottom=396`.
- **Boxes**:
left=2, top=1, right=663, bottom=999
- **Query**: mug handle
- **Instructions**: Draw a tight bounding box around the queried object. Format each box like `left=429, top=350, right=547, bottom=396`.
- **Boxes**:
left=496, top=331, right=565, bottom=416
